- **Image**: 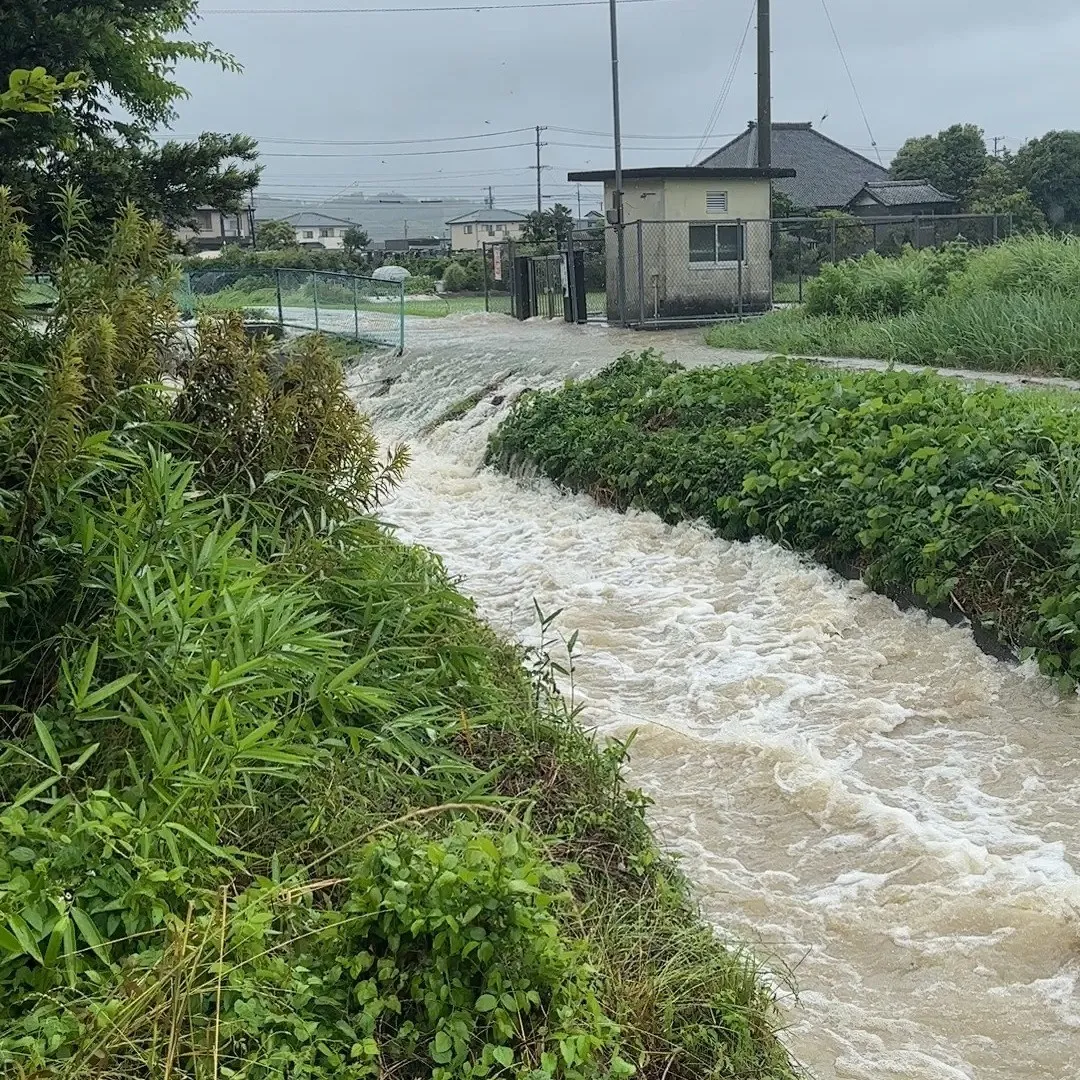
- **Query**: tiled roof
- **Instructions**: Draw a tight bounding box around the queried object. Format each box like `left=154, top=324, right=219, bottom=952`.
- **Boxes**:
left=857, top=179, right=958, bottom=206
left=445, top=208, right=527, bottom=224
left=281, top=211, right=356, bottom=228
left=701, top=122, right=888, bottom=210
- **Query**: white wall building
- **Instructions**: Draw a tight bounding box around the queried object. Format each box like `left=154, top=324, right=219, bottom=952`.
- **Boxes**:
left=279, top=212, right=360, bottom=250
left=446, top=208, right=527, bottom=252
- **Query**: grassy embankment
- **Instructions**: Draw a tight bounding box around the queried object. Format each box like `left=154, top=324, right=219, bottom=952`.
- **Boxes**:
left=0, top=194, right=797, bottom=1078
left=706, top=234, right=1080, bottom=378
left=489, top=352, right=1080, bottom=689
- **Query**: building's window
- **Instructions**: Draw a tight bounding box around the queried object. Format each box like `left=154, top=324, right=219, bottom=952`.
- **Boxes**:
left=319, top=228, right=333, bottom=238
left=689, top=223, right=744, bottom=264
left=195, top=210, right=214, bottom=232
left=486, top=225, right=495, bottom=235
left=706, top=191, right=729, bottom=214
left=338, top=228, right=349, bottom=237
left=303, top=230, right=314, bottom=239
left=464, top=224, right=473, bottom=235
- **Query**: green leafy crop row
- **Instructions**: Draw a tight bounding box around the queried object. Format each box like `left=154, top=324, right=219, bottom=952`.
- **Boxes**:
left=489, top=351, right=1080, bottom=689
left=0, top=190, right=795, bottom=1080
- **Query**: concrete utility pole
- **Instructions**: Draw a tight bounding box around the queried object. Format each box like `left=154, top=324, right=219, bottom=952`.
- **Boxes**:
left=486, top=185, right=494, bottom=209
left=756, top=0, right=772, bottom=168
left=534, top=125, right=548, bottom=214
left=608, top=0, right=627, bottom=325
left=576, top=183, right=583, bottom=220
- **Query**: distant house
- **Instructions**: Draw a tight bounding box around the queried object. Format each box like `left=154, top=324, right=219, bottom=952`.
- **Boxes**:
left=175, top=206, right=253, bottom=255
left=567, top=165, right=794, bottom=322
left=278, top=211, right=358, bottom=250
left=847, top=179, right=957, bottom=218
left=701, top=121, right=956, bottom=217
left=576, top=209, right=605, bottom=232
left=446, top=208, right=526, bottom=251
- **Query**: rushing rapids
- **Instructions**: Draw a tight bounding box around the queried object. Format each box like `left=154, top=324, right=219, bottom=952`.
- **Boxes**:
left=348, top=315, right=1080, bottom=1080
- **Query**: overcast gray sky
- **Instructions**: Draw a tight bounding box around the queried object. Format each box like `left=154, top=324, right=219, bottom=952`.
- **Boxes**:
left=168, top=0, right=1080, bottom=211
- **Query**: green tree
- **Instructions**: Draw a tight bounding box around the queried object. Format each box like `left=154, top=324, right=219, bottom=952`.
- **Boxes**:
left=0, top=66, right=84, bottom=124
left=257, top=218, right=298, bottom=250
left=549, top=203, right=574, bottom=239
left=0, top=1, right=260, bottom=253
left=522, top=204, right=574, bottom=244
left=968, top=158, right=1046, bottom=232
left=342, top=225, right=370, bottom=253
left=890, top=123, right=989, bottom=207
left=1012, top=131, right=1080, bottom=229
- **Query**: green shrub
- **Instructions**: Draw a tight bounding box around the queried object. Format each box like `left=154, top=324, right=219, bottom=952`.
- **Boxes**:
left=441, top=261, right=469, bottom=292
left=490, top=352, right=1080, bottom=688
left=405, top=273, right=436, bottom=295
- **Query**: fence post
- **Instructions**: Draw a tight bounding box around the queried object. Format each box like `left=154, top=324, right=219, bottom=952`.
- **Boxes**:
left=398, top=280, right=405, bottom=355
left=797, top=232, right=804, bottom=304
left=635, top=220, right=646, bottom=327
left=483, top=243, right=490, bottom=313
left=352, top=275, right=359, bottom=340
left=566, top=231, right=577, bottom=323
left=312, top=272, right=320, bottom=332
left=275, top=269, right=283, bottom=328
left=830, top=219, right=838, bottom=264
left=736, top=218, right=744, bottom=321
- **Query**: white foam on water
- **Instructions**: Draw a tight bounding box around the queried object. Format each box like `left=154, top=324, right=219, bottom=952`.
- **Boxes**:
left=352, top=317, right=1080, bottom=1080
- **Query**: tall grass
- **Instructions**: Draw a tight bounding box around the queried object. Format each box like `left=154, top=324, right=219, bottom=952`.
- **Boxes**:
left=709, top=233, right=1080, bottom=376
left=0, top=191, right=797, bottom=1079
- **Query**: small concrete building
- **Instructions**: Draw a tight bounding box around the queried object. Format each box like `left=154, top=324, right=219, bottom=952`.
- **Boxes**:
left=567, top=166, right=795, bottom=322
left=446, top=208, right=526, bottom=251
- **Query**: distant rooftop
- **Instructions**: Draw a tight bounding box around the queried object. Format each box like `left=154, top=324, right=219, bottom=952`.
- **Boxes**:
left=281, top=211, right=357, bottom=228
left=701, top=121, right=888, bottom=210
left=445, top=208, right=527, bottom=224
left=856, top=179, right=957, bottom=207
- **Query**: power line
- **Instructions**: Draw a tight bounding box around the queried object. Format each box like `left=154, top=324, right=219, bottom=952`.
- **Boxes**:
left=691, top=0, right=755, bottom=165
left=549, top=126, right=740, bottom=141
left=202, top=0, right=678, bottom=12
left=819, top=0, right=882, bottom=165
left=152, top=128, right=532, bottom=146
left=259, top=142, right=533, bottom=158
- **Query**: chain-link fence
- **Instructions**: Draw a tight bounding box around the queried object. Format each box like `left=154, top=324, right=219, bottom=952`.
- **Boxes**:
left=617, top=218, right=774, bottom=326
left=179, top=266, right=405, bottom=352
left=770, top=213, right=1013, bottom=305
left=593, top=212, right=1015, bottom=327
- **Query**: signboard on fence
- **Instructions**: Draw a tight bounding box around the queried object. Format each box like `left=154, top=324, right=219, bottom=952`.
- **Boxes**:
left=492, top=245, right=503, bottom=282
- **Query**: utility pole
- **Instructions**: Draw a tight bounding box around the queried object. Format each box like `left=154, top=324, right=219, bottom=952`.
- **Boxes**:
left=577, top=183, right=582, bottom=221
left=403, top=218, right=408, bottom=240
left=486, top=185, right=494, bottom=209
left=608, top=0, right=627, bottom=325
left=248, top=186, right=257, bottom=250
left=756, top=0, right=772, bottom=168
left=534, top=125, right=548, bottom=214
left=992, top=136, right=1006, bottom=157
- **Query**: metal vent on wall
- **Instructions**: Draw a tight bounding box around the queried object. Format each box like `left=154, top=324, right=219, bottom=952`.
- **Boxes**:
left=706, top=191, right=729, bottom=214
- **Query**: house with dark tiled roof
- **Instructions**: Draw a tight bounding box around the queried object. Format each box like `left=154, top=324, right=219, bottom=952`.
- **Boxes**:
left=847, top=179, right=957, bottom=218
left=702, top=122, right=956, bottom=216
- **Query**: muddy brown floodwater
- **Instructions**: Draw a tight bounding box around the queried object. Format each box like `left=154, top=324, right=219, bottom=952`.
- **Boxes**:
left=350, top=315, right=1080, bottom=1080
